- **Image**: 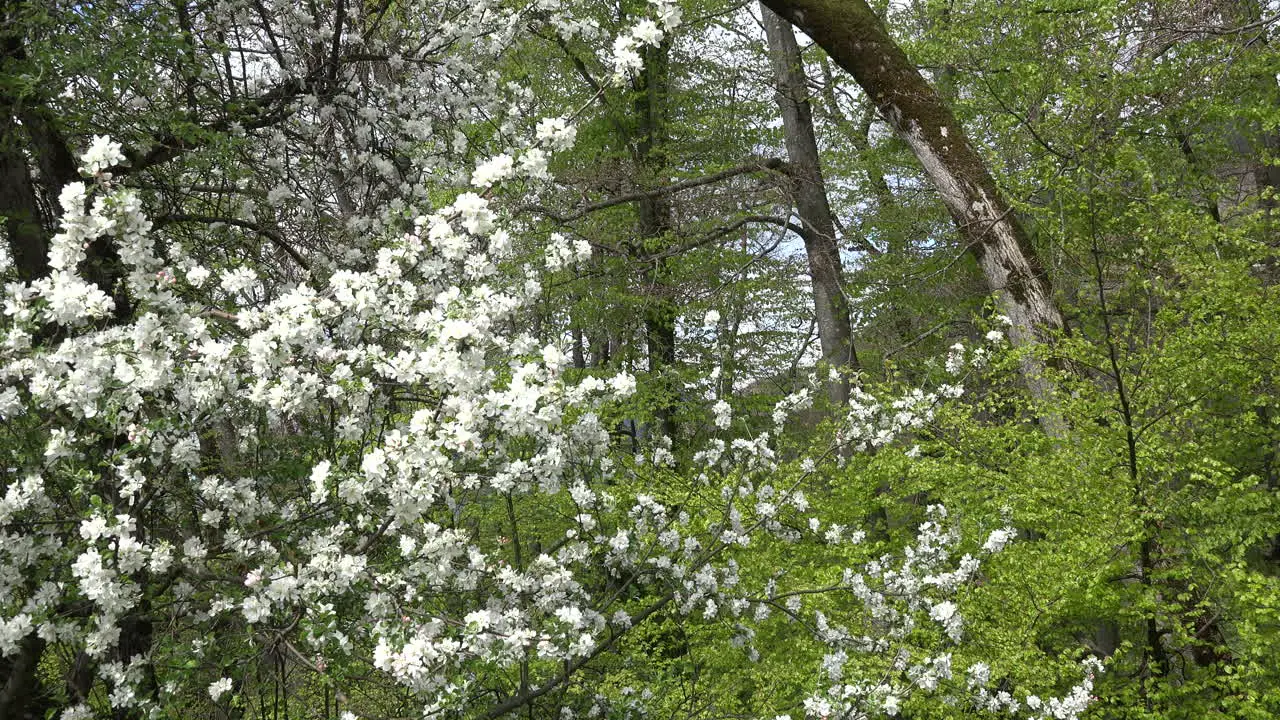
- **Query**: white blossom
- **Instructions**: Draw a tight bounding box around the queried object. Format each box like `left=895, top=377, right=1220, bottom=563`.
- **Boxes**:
left=471, top=154, right=515, bottom=187
left=535, top=118, right=577, bottom=151
left=209, top=678, right=233, bottom=701
left=80, top=135, right=124, bottom=175
left=982, top=527, right=1016, bottom=554
left=712, top=400, right=732, bottom=429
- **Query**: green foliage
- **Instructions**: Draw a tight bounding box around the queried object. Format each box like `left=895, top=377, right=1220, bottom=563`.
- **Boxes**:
left=5, top=0, right=1280, bottom=716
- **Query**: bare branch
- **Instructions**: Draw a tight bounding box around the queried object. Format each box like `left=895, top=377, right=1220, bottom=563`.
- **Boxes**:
left=521, top=158, right=786, bottom=223
left=154, top=213, right=311, bottom=274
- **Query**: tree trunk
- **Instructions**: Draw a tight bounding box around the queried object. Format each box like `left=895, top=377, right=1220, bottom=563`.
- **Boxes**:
left=3, top=0, right=126, bottom=312
left=760, top=3, right=857, bottom=405
left=1, top=1, right=51, bottom=281
left=0, top=635, right=51, bottom=720
left=760, top=0, right=1067, bottom=399
left=632, top=41, right=680, bottom=440
left=0, top=109, right=49, bottom=281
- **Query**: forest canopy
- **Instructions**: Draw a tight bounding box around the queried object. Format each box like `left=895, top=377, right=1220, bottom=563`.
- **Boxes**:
left=1, top=0, right=1278, bottom=719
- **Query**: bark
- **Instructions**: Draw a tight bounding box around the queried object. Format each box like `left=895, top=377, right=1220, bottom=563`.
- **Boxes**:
left=17, top=102, right=79, bottom=206
left=571, top=325, right=587, bottom=369
left=1253, top=132, right=1280, bottom=215
left=0, top=8, right=56, bottom=712
left=0, top=573, right=58, bottom=720
left=631, top=41, right=679, bottom=439
left=760, top=0, right=1068, bottom=400
left=0, top=109, right=49, bottom=281
left=113, top=604, right=158, bottom=720
left=1, top=0, right=51, bottom=281
left=760, top=3, right=857, bottom=405
left=0, top=634, right=52, bottom=720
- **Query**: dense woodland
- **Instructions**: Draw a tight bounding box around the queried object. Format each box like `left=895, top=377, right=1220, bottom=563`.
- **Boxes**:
left=1, top=0, right=1279, bottom=718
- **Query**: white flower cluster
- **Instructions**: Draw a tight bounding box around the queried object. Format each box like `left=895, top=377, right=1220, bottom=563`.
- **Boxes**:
left=79, top=134, right=125, bottom=175
left=712, top=399, right=732, bottom=430
left=0, top=138, right=638, bottom=715
left=15, top=182, right=119, bottom=328
left=773, top=387, right=813, bottom=427
left=545, top=232, right=592, bottom=270
left=0, top=136, right=1098, bottom=720
left=786, top=513, right=973, bottom=716
left=536, top=117, right=578, bottom=152
left=835, top=328, right=1015, bottom=452
left=608, top=0, right=683, bottom=81
left=967, top=657, right=1105, bottom=720
left=208, top=678, right=233, bottom=701
left=471, top=153, right=516, bottom=187
left=945, top=338, right=995, bottom=374
left=469, top=116, right=578, bottom=189
left=841, top=385, right=955, bottom=452
left=783, top=506, right=1100, bottom=720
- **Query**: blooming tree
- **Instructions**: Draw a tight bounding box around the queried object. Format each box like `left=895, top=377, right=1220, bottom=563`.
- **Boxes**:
left=0, top=1, right=1104, bottom=718
left=0, top=152, right=1099, bottom=718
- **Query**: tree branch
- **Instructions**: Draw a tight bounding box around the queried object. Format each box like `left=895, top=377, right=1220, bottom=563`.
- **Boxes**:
left=154, top=213, right=310, bottom=273
left=478, top=594, right=674, bottom=720
left=522, top=158, right=786, bottom=223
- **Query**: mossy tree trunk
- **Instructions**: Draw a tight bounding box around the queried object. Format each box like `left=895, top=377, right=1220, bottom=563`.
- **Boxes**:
left=761, top=0, right=1068, bottom=403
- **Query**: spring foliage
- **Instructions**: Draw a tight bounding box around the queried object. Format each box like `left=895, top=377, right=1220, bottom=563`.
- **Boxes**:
left=2, top=0, right=1279, bottom=719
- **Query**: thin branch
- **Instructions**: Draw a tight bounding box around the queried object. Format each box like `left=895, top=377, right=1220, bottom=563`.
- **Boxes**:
left=978, top=73, right=1073, bottom=161
left=115, top=75, right=313, bottom=177
left=521, top=159, right=786, bottom=223
left=883, top=319, right=954, bottom=358
left=154, top=213, right=310, bottom=274
left=547, top=32, right=605, bottom=95
left=1157, top=11, right=1280, bottom=37
left=644, top=214, right=811, bottom=262
left=477, top=594, right=674, bottom=720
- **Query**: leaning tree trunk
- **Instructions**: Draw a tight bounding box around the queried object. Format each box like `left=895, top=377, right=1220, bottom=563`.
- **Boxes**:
left=760, top=0, right=1067, bottom=401
left=760, top=3, right=857, bottom=406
